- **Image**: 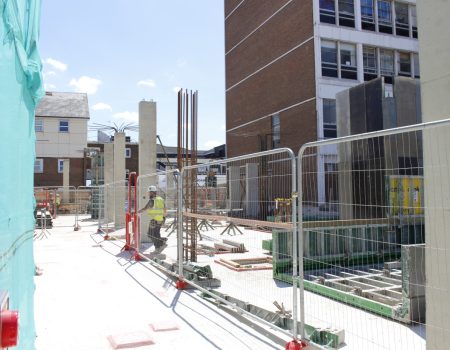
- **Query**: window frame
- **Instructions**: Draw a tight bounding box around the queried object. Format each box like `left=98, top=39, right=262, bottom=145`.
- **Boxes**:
left=323, top=99, right=337, bottom=139
left=361, top=0, right=375, bottom=31
left=321, top=40, right=338, bottom=78
left=125, top=148, right=131, bottom=158
left=57, top=159, right=65, bottom=173
left=340, top=42, right=358, bottom=80
left=338, top=0, right=355, bottom=27
left=377, top=0, right=393, bottom=34
left=398, top=52, right=412, bottom=77
left=395, top=2, right=410, bottom=37
left=35, top=119, right=44, bottom=133
left=271, top=114, right=281, bottom=148
left=380, top=49, right=395, bottom=83
left=320, top=0, right=336, bottom=24
left=363, top=46, right=378, bottom=81
left=59, top=120, right=69, bottom=133
left=34, top=159, right=44, bottom=173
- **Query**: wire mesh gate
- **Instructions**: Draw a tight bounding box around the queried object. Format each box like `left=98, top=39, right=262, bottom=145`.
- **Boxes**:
left=297, top=118, right=450, bottom=349
left=178, top=148, right=300, bottom=342
left=97, top=180, right=128, bottom=236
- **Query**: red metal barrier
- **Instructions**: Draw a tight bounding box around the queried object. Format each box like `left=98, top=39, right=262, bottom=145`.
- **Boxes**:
left=124, top=172, right=137, bottom=251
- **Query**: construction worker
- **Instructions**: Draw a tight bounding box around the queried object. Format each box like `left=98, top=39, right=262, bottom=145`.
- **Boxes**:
left=138, top=185, right=167, bottom=251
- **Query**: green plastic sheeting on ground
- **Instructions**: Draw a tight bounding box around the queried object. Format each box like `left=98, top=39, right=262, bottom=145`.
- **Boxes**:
left=0, top=0, right=43, bottom=349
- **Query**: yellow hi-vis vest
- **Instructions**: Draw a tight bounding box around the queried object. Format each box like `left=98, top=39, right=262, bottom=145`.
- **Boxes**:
left=147, top=196, right=165, bottom=222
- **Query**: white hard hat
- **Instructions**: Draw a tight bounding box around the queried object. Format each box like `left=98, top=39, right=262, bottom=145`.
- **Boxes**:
left=148, top=185, right=157, bottom=192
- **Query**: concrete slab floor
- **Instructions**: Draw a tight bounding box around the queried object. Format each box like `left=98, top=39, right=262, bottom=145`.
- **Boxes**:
left=33, top=215, right=288, bottom=350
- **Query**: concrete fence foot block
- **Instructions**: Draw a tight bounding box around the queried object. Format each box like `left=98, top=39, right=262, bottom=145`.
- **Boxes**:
left=107, top=331, right=155, bottom=349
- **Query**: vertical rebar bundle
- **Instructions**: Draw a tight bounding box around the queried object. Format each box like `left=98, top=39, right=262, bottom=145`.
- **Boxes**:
left=177, top=89, right=198, bottom=262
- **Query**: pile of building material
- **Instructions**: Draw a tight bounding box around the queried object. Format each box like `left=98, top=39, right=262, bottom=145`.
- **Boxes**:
left=35, top=210, right=53, bottom=228
left=215, top=257, right=273, bottom=272
left=199, top=239, right=246, bottom=255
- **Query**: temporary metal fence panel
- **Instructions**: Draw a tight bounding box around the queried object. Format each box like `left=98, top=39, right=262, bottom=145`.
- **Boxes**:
left=178, top=148, right=300, bottom=341
left=33, top=186, right=77, bottom=228
left=297, top=119, right=450, bottom=350
left=76, top=186, right=102, bottom=229
left=135, top=170, right=180, bottom=267
left=97, top=180, right=128, bottom=236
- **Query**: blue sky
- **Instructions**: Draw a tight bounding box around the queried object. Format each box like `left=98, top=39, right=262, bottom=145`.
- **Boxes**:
left=39, top=0, right=225, bottom=149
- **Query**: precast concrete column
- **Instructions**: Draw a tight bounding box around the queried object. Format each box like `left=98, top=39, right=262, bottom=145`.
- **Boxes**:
left=417, top=2, right=450, bottom=348
left=139, top=101, right=157, bottom=243
left=229, top=166, right=240, bottom=210
left=113, top=132, right=126, bottom=229
left=62, top=159, right=70, bottom=202
left=245, top=163, right=259, bottom=218
left=104, top=143, right=114, bottom=222
left=336, top=89, right=353, bottom=220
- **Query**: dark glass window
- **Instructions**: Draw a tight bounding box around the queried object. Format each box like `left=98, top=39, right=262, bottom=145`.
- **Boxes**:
left=320, top=0, right=336, bottom=24
left=398, top=52, right=411, bottom=77
left=380, top=49, right=394, bottom=84
left=378, top=0, right=393, bottom=34
left=338, top=0, right=355, bottom=27
left=321, top=40, right=338, bottom=78
left=323, top=99, right=337, bottom=138
left=395, top=2, right=410, bottom=37
left=411, top=6, right=418, bottom=38
left=340, top=43, right=357, bottom=80
left=272, top=114, right=280, bottom=148
left=361, top=0, right=375, bottom=31
left=363, top=46, right=378, bottom=81
left=413, top=53, right=420, bottom=78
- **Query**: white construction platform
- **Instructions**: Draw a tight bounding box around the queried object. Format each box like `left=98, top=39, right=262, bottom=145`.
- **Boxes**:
left=34, top=215, right=289, bottom=350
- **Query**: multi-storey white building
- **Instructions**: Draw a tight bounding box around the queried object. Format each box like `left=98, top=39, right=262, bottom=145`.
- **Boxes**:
left=34, top=92, right=90, bottom=187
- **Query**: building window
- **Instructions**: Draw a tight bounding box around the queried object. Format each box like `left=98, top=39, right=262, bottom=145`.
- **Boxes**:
left=35, top=119, right=43, bottom=132
left=398, top=52, right=411, bottom=77
left=363, top=46, right=378, bottom=81
left=59, top=120, right=69, bottom=133
left=411, top=5, right=418, bottom=38
left=272, top=114, right=280, bottom=148
left=125, top=148, right=131, bottom=158
left=395, top=2, right=410, bottom=37
left=126, top=169, right=130, bottom=180
left=338, top=0, right=355, bottom=27
left=361, top=0, right=375, bottom=31
left=340, top=43, right=357, bottom=80
left=34, top=159, right=43, bottom=173
left=323, top=99, right=337, bottom=138
left=320, top=0, right=336, bottom=24
left=378, top=0, right=393, bottom=34
left=321, top=40, right=338, bottom=78
left=380, top=49, right=394, bottom=83
left=413, top=53, right=420, bottom=78
left=58, top=159, right=65, bottom=173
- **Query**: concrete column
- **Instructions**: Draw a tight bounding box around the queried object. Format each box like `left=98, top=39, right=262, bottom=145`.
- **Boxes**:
left=245, top=163, right=259, bottom=218
left=417, top=2, right=450, bottom=348
left=139, top=101, right=157, bottom=242
left=113, top=132, right=126, bottom=229
left=104, top=143, right=114, bottom=222
left=62, top=159, right=70, bottom=202
left=336, top=89, right=353, bottom=220
left=229, top=166, right=240, bottom=210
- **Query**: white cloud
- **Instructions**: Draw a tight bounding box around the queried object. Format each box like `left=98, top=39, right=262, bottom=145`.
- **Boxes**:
left=92, top=102, right=112, bottom=111
left=204, top=140, right=221, bottom=149
left=137, top=79, right=156, bottom=88
left=69, top=76, right=102, bottom=94
left=45, top=58, right=67, bottom=71
left=172, top=86, right=181, bottom=93
left=113, top=111, right=138, bottom=122
left=43, top=71, right=56, bottom=78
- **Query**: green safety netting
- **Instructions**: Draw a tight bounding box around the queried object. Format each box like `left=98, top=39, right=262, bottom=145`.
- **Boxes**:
left=0, top=0, right=43, bottom=349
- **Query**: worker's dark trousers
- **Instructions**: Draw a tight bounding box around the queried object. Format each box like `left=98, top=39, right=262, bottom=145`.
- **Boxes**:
left=147, top=220, right=164, bottom=248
